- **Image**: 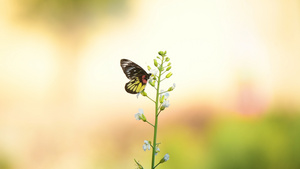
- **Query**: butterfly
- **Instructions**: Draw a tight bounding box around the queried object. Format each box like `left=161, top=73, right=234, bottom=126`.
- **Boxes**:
left=120, top=59, right=152, bottom=94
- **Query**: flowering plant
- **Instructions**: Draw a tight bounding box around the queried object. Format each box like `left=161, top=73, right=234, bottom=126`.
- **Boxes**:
left=133, top=51, right=175, bottom=169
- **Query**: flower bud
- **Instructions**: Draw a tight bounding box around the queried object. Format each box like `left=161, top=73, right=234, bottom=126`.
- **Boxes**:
left=154, top=59, right=158, bottom=67
left=159, top=154, right=170, bottom=164
left=168, top=83, right=176, bottom=91
left=140, top=114, right=147, bottom=122
left=135, top=109, right=147, bottom=121
left=166, top=72, right=173, bottom=78
left=160, top=95, right=165, bottom=103
left=147, top=65, right=151, bottom=71
left=165, top=57, right=170, bottom=62
left=158, top=51, right=165, bottom=56
left=167, top=62, right=171, bottom=66
left=149, top=80, right=156, bottom=87
left=155, top=147, right=160, bottom=155
left=141, top=90, right=147, bottom=96
left=158, top=65, right=164, bottom=71
left=166, top=66, right=171, bottom=71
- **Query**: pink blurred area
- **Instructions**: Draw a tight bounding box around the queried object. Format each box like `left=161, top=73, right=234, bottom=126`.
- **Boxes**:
left=0, top=0, right=300, bottom=168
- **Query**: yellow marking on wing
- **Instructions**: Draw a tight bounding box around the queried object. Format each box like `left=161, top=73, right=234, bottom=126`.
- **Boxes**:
left=136, top=85, right=145, bottom=93
left=128, top=83, right=134, bottom=88
left=130, top=84, right=135, bottom=90
left=140, top=85, right=146, bottom=91
left=136, top=83, right=142, bottom=92
left=133, top=85, right=137, bottom=92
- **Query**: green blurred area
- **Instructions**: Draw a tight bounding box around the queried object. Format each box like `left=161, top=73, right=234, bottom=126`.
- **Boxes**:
left=16, top=0, right=129, bottom=27
left=158, top=110, right=300, bottom=169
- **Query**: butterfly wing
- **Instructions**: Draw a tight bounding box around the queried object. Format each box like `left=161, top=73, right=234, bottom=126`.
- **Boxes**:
left=120, top=59, right=148, bottom=80
left=120, top=59, right=150, bottom=94
left=125, top=77, right=147, bottom=94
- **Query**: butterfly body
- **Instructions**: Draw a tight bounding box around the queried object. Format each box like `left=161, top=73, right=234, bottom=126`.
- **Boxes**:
left=120, top=59, right=151, bottom=94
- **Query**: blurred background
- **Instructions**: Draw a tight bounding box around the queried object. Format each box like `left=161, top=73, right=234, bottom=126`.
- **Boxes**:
left=0, top=0, right=300, bottom=168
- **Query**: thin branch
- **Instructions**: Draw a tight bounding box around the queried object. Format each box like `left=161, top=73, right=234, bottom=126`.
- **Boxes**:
left=159, top=90, right=169, bottom=95
left=157, top=109, right=163, bottom=116
left=153, top=162, right=161, bottom=169
left=146, top=95, right=156, bottom=103
left=146, top=120, right=155, bottom=127
left=161, top=71, right=167, bottom=75
left=160, top=77, right=167, bottom=82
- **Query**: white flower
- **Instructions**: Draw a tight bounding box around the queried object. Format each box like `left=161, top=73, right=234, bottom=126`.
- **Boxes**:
left=150, top=68, right=158, bottom=76
left=143, top=140, right=151, bottom=151
left=160, top=90, right=169, bottom=99
left=160, top=91, right=170, bottom=110
left=159, top=153, right=170, bottom=163
left=160, top=90, right=169, bottom=103
left=163, top=153, right=170, bottom=161
left=135, top=109, right=145, bottom=121
left=162, top=100, right=170, bottom=108
left=155, top=147, right=160, bottom=156
left=168, top=83, right=176, bottom=91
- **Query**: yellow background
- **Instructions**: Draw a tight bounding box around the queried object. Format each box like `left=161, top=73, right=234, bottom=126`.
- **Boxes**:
left=0, top=0, right=300, bottom=168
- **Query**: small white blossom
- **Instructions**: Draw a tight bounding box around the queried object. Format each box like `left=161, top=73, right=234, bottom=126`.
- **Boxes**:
left=168, top=83, right=176, bottom=91
left=162, top=100, right=170, bottom=108
left=159, top=153, right=170, bottom=163
left=143, top=140, right=151, bottom=151
left=150, top=68, right=158, bottom=76
left=135, top=109, right=144, bottom=121
left=155, top=147, right=160, bottom=156
left=160, top=90, right=169, bottom=99
left=160, top=90, right=169, bottom=103
left=160, top=91, right=170, bottom=110
left=163, top=153, right=170, bottom=161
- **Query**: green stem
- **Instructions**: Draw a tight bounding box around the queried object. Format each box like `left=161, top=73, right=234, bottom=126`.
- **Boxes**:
left=161, top=71, right=167, bottom=75
left=146, top=95, right=156, bottom=103
left=159, top=90, right=169, bottom=94
left=157, top=109, right=163, bottom=116
left=151, top=59, right=163, bottom=169
left=153, top=162, right=161, bottom=169
left=146, top=120, right=155, bottom=127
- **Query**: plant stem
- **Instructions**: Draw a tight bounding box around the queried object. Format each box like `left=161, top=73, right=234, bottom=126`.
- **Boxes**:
left=159, top=90, right=169, bottom=94
left=151, top=60, right=163, bottom=169
left=157, top=109, right=163, bottom=116
left=146, top=120, right=155, bottom=127
left=154, top=162, right=161, bottom=169
left=146, top=95, right=156, bottom=103
left=160, top=77, right=166, bottom=82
